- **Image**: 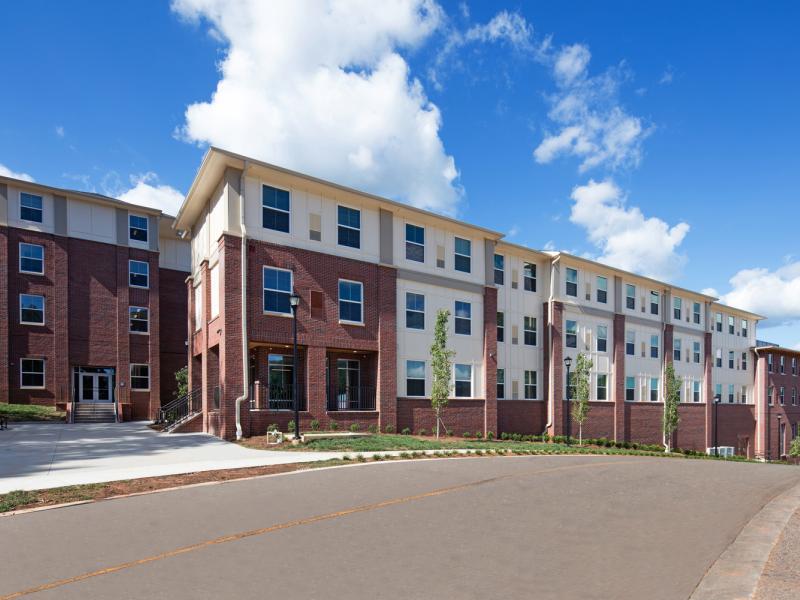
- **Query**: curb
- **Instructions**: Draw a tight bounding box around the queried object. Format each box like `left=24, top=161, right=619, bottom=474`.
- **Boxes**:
left=689, top=480, right=800, bottom=600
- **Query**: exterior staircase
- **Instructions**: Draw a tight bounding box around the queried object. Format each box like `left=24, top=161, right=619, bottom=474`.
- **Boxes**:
left=158, top=389, right=202, bottom=433
left=73, top=402, right=117, bottom=424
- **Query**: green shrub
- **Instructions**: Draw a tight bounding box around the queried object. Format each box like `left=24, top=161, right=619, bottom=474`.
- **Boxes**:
left=350, top=423, right=361, bottom=432
left=355, top=454, right=366, bottom=462
left=266, top=423, right=279, bottom=433
left=486, top=431, right=494, bottom=440
left=287, top=420, right=296, bottom=433
left=462, top=431, right=471, bottom=438
left=401, top=427, right=411, bottom=435
left=310, top=419, right=320, bottom=431
left=342, top=454, right=352, bottom=461
left=384, top=424, right=395, bottom=434
left=501, top=432, right=510, bottom=440
left=418, top=428, right=427, bottom=436
left=474, top=431, right=483, bottom=439
left=329, top=420, right=339, bottom=431
left=372, top=454, right=383, bottom=461
left=368, top=423, right=378, bottom=434
left=399, top=451, right=412, bottom=459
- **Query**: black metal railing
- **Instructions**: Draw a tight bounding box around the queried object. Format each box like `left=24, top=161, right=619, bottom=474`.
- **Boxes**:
left=158, top=388, right=202, bottom=428
left=251, top=383, right=306, bottom=411
left=327, top=385, right=376, bottom=411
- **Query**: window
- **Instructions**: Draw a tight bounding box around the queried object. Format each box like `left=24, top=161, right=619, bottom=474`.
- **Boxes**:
left=597, top=374, right=607, bottom=400
left=728, top=384, right=735, bottom=404
left=715, top=313, right=722, bottom=333
left=20, top=192, right=43, bottom=223
left=793, top=357, right=798, bottom=376
left=768, top=353, right=773, bottom=372
left=494, top=254, right=504, bottom=285
left=741, top=319, right=749, bottom=338
left=780, top=356, right=785, bottom=374
left=19, top=294, right=44, bottom=325
left=20, top=358, right=45, bottom=388
left=338, top=280, right=363, bottom=323
left=693, top=381, right=701, bottom=403
left=263, top=267, right=293, bottom=314
left=597, top=325, right=607, bottom=352
left=741, top=352, right=748, bottom=371
left=565, top=268, right=578, bottom=297
left=596, top=276, right=608, bottom=303
left=626, top=284, right=636, bottom=310
left=454, top=237, right=471, bottom=273
left=337, top=206, right=361, bottom=249
left=566, top=320, right=577, bottom=348
left=129, top=260, right=149, bottom=288
left=454, top=301, right=471, bottom=335
left=650, top=335, right=659, bottom=359
left=19, top=243, right=44, bottom=274
left=716, top=383, right=723, bottom=402
left=625, top=377, right=636, bottom=401
left=497, top=369, right=505, bottom=399
left=262, top=184, right=290, bottom=233
left=454, top=364, right=472, bottom=397
left=406, top=361, right=425, bottom=397
left=128, top=214, right=148, bottom=243
left=524, top=262, right=536, bottom=292
left=650, top=291, right=659, bottom=315
left=673, top=338, right=682, bottom=361
left=650, top=378, right=659, bottom=402
left=626, top=331, right=635, bottom=356
left=129, top=306, right=149, bottom=333
left=741, top=386, right=747, bottom=404
left=524, top=370, right=537, bottom=399
left=405, top=224, right=425, bottom=262
left=793, top=387, right=797, bottom=406
left=496, top=312, right=504, bottom=342
left=729, top=351, right=735, bottom=369
left=693, top=341, right=701, bottom=364
left=728, top=315, right=735, bottom=335
left=768, top=386, right=773, bottom=405
left=673, top=297, right=682, bottom=320
left=779, top=386, right=785, bottom=405
left=524, top=316, right=537, bottom=346
left=715, top=348, right=722, bottom=368
left=693, top=302, right=701, bottom=324
left=130, top=364, right=150, bottom=390
left=406, top=293, right=425, bottom=330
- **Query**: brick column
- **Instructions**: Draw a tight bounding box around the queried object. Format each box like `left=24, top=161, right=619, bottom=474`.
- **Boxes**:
left=754, top=353, right=768, bottom=459
left=612, top=313, right=626, bottom=441
left=663, top=323, right=674, bottom=447
left=199, top=260, right=211, bottom=432
left=704, top=331, right=713, bottom=451
left=186, top=274, right=196, bottom=398
left=376, top=265, right=397, bottom=431
left=148, top=252, right=161, bottom=419
left=541, top=301, right=550, bottom=430
left=306, top=345, right=326, bottom=426
left=116, top=247, right=131, bottom=415
left=219, top=235, right=245, bottom=440
left=0, top=226, right=8, bottom=403
left=483, top=286, right=498, bottom=436
left=548, top=301, right=565, bottom=437
left=52, top=237, right=70, bottom=405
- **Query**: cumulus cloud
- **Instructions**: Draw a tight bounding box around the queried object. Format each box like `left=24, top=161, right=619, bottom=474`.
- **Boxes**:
left=0, top=163, right=35, bottom=182
left=716, top=262, right=800, bottom=326
left=172, top=0, right=469, bottom=214
left=659, top=66, right=674, bottom=85
left=534, top=44, right=650, bottom=172
left=569, top=179, right=689, bottom=281
left=55, top=125, right=65, bottom=138
left=116, top=173, right=184, bottom=215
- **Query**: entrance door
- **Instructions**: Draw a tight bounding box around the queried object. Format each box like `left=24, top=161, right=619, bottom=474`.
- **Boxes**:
left=337, top=359, right=360, bottom=409
left=79, top=372, right=112, bottom=402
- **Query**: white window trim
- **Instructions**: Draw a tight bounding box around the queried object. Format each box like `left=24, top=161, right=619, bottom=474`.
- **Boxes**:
left=129, top=306, right=150, bottom=335
left=19, top=294, right=45, bottom=326
left=406, top=360, right=426, bottom=398
left=338, top=278, right=364, bottom=325
left=405, top=291, right=425, bottom=331
left=18, top=242, right=45, bottom=275
left=20, top=192, right=44, bottom=223
left=336, top=203, right=361, bottom=249
left=523, top=316, right=537, bottom=346
left=20, top=358, right=46, bottom=389
left=454, top=301, right=472, bottom=336
left=404, top=222, right=425, bottom=263
left=128, top=213, right=149, bottom=244
left=453, top=237, right=472, bottom=273
left=453, top=363, right=473, bottom=399
left=262, top=266, right=294, bottom=317
left=130, top=364, right=151, bottom=392
left=524, top=370, right=538, bottom=400
left=261, top=182, right=292, bottom=235
left=128, top=259, right=150, bottom=289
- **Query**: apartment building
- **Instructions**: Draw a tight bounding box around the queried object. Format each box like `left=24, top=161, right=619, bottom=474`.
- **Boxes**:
left=754, top=346, right=800, bottom=459
left=173, top=147, right=791, bottom=459
left=0, top=176, right=190, bottom=421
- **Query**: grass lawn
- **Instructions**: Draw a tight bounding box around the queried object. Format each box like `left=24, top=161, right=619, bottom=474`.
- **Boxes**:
left=0, top=403, right=65, bottom=422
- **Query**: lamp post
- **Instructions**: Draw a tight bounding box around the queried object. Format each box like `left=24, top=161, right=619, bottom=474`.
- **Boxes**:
left=564, top=356, right=572, bottom=445
left=777, top=414, right=783, bottom=459
left=713, top=394, right=721, bottom=457
left=289, top=291, right=301, bottom=440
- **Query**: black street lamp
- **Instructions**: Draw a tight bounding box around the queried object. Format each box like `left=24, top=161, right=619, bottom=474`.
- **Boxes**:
left=777, top=414, right=783, bottom=459
left=289, top=291, right=301, bottom=440
left=713, top=394, right=721, bottom=457
left=564, top=356, right=572, bottom=445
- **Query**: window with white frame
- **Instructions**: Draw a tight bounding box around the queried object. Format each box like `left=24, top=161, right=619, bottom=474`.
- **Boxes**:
left=716, top=383, right=723, bottom=402
left=20, top=358, right=45, bottom=388
left=650, top=378, right=659, bottom=402
left=779, top=386, right=785, bottom=405
left=693, top=381, right=701, bottom=403
left=673, top=338, right=682, bottom=361
left=19, top=243, right=44, bottom=274
left=129, top=260, right=149, bottom=288
left=454, top=364, right=472, bottom=398
left=597, top=325, right=607, bottom=352
left=209, top=264, right=219, bottom=319
left=715, top=312, right=723, bottom=333
left=626, top=284, right=636, bottom=310
left=693, top=302, right=701, bottom=324
left=650, top=291, right=659, bottom=315
left=129, top=306, right=149, bottom=333
left=128, top=214, right=148, bottom=243
left=741, top=386, right=748, bottom=404
left=20, top=192, right=43, bottom=223
left=524, top=262, right=536, bottom=292
left=780, top=356, right=785, bottom=374
left=768, top=353, right=773, bottom=372
left=263, top=267, right=293, bottom=314
left=767, top=386, right=773, bottom=405
left=694, top=341, right=701, bottom=364
left=597, top=374, right=607, bottom=400
left=716, top=348, right=722, bottom=368
left=454, top=237, right=471, bottom=273
left=728, top=384, right=735, bottom=404
left=338, top=280, right=363, bottom=323
left=625, top=377, right=636, bottom=401
left=406, top=360, right=425, bottom=397
left=405, top=224, right=425, bottom=263
left=727, top=315, right=734, bottom=335
left=565, top=320, right=577, bottom=348
left=130, top=364, right=150, bottom=390
left=497, top=369, right=505, bottom=399
left=650, top=334, right=659, bottom=359
left=729, top=351, right=735, bottom=369
left=741, top=319, right=748, bottom=337
left=337, top=206, right=361, bottom=249
left=741, top=352, right=748, bottom=371
left=596, top=276, right=608, bottom=303
left=673, top=297, right=682, bottom=320
left=406, top=293, right=425, bottom=330
left=524, top=370, right=537, bottom=399
left=565, top=268, right=578, bottom=297
left=454, top=301, right=471, bottom=335
left=262, top=184, right=290, bottom=233
left=793, top=357, right=797, bottom=376
left=626, top=331, right=635, bottom=356
left=19, top=294, right=44, bottom=325
left=494, top=254, right=504, bottom=285
left=524, top=316, right=537, bottom=346
left=496, top=311, right=504, bottom=342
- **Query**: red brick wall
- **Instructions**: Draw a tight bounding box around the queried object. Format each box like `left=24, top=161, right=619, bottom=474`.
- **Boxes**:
left=0, top=226, right=7, bottom=403
left=483, top=286, right=498, bottom=435
left=612, top=313, right=625, bottom=441
left=676, top=404, right=707, bottom=452
left=765, top=351, right=800, bottom=458
left=580, top=402, right=615, bottom=439
left=159, top=267, right=189, bottom=404
left=625, top=403, right=665, bottom=446
left=717, top=404, right=756, bottom=457
left=548, top=301, right=565, bottom=436
left=498, top=400, right=546, bottom=435
left=397, top=398, right=486, bottom=436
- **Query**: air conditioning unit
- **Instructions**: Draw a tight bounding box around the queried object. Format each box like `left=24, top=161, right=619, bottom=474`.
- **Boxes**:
left=706, top=446, right=734, bottom=457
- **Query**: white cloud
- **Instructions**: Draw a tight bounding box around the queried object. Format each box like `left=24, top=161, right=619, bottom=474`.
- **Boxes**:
left=701, top=287, right=719, bottom=298
left=553, top=43, right=590, bottom=83
left=569, top=179, right=689, bottom=281
left=116, top=172, right=184, bottom=215
left=659, top=66, right=674, bottom=85
left=172, top=0, right=469, bottom=215
left=716, top=262, right=800, bottom=325
left=55, top=125, right=65, bottom=138
left=0, top=163, right=34, bottom=182
left=507, top=224, right=520, bottom=237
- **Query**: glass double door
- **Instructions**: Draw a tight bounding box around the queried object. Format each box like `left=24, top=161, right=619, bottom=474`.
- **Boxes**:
left=79, top=372, right=112, bottom=402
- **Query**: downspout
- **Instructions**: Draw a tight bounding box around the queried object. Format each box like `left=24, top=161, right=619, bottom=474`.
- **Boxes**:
left=542, top=255, right=560, bottom=437
left=235, top=161, right=250, bottom=440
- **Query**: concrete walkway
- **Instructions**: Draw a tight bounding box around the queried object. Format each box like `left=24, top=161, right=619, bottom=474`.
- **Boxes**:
left=0, top=422, right=344, bottom=493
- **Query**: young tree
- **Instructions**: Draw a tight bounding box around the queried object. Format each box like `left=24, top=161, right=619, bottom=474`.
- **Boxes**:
left=430, top=309, right=455, bottom=439
left=663, top=361, right=681, bottom=452
left=174, top=366, right=188, bottom=399
left=571, top=352, right=593, bottom=445
left=790, top=435, right=800, bottom=458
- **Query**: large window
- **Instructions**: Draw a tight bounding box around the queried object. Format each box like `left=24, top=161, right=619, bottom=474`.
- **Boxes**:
left=524, top=262, right=536, bottom=292
left=693, top=341, right=701, bottom=364
left=496, top=311, right=504, bottom=342
left=130, top=364, right=150, bottom=391
left=262, top=184, right=290, bottom=233
left=742, top=319, right=749, bottom=338
left=768, top=353, right=773, bottom=372
left=650, top=291, right=659, bottom=315
left=263, top=267, right=293, bottom=314
left=650, top=378, right=659, bottom=402
left=729, top=384, right=736, bottom=404
left=337, top=206, right=361, bottom=249
left=597, top=374, right=607, bottom=400
left=780, top=356, right=786, bottom=374
left=405, top=293, right=425, bottom=330
left=728, top=315, right=735, bottom=335
left=406, top=361, right=425, bottom=397
left=454, top=237, right=471, bottom=273
left=673, top=338, right=682, bottom=361
left=454, top=301, right=471, bottom=335
left=20, top=294, right=44, bottom=325
left=405, top=224, right=425, bottom=262
left=793, top=387, right=798, bottom=406
left=20, top=192, right=43, bottom=223
left=742, top=352, right=748, bottom=371
left=673, top=297, right=682, bottom=320
left=129, top=260, right=149, bottom=288
left=716, top=348, right=722, bottom=368
left=741, top=386, right=748, bottom=404
left=650, top=335, right=659, bottom=359
left=693, top=381, right=701, bottom=403
left=565, top=268, right=578, bottom=297
left=596, top=276, right=608, bottom=304
left=19, top=243, right=44, bottom=274
left=779, top=386, right=785, bottom=405
left=693, top=302, right=701, bottom=324
left=454, top=364, right=472, bottom=397
left=129, top=306, right=149, bottom=334
left=524, top=316, right=537, bottom=346
left=129, top=214, right=149, bottom=243
left=596, top=325, right=607, bottom=352
left=625, top=376, right=636, bottom=401
left=524, top=370, right=537, bottom=399
left=20, top=358, right=45, bottom=388
left=626, top=284, right=636, bottom=310
left=497, top=369, right=505, bottom=399
left=715, top=312, right=722, bottom=333
left=494, top=254, right=504, bottom=285
left=338, top=280, right=363, bottom=324
left=565, top=320, right=577, bottom=348
left=792, top=357, right=797, bottom=376
left=729, top=351, right=735, bottom=369
left=626, top=331, right=635, bottom=356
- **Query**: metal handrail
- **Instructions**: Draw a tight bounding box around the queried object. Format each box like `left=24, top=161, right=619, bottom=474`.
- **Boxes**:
left=158, top=388, right=202, bottom=427
left=327, top=385, right=376, bottom=411
left=250, top=382, right=306, bottom=411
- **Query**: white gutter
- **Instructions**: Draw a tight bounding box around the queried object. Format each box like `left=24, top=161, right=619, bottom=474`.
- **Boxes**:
left=543, top=255, right=560, bottom=437
left=235, top=161, right=250, bottom=440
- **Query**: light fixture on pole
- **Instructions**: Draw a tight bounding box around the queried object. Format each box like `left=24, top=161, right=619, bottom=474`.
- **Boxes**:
left=289, top=292, right=301, bottom=440
left=564, top=357, right=573, bottom=445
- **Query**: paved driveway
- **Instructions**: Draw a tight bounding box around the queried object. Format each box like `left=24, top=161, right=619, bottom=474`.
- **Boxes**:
left=0, top=422, right=342, bottom=493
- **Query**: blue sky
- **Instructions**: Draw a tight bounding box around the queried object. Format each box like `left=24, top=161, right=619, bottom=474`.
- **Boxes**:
left=1, top=1, right=799, bottom=345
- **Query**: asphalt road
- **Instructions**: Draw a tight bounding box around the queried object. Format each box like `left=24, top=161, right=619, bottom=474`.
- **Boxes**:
left=1, top=455, right=798, bottom=600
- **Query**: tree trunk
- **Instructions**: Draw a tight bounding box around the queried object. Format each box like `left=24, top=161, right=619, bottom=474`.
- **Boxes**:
left=435, top=408, right=440, bottom=439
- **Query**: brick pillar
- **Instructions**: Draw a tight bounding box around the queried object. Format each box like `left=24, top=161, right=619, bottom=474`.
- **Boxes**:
left=376, top=265, right=397, bottom=432
left=306, top=345, right=326, bottom=426
left=186, top=274, right=197, bottom=402
left=0, top=226, right=9, bottom=403
left=612, top=313, right=626, bottom=441
left=198, top=260, right=211, bottom=432
left=148, top=252, right=161, bottom=419
left=548, top=301, right=565, bottom=437
left=116, top=247, right=131, bottom=416
left=703, top=331, right=713, bottom=451
left=754, top=354, right=768, bottom=459
left=219, top=235, right=245, bottom=440
left=52, top=237, right=70, bottom=406
left=663, top=323, right=674, bottom=447
left=541, top=301, right=550, bottom=430
left=483, top=286, right=498, bottom=436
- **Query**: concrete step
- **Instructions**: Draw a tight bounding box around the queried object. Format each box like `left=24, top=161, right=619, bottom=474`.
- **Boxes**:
left=73, top=403, right=116, bottom=423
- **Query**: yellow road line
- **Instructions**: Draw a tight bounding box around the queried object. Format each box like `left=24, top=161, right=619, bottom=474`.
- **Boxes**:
left=1, top=459, right=634, bottom=599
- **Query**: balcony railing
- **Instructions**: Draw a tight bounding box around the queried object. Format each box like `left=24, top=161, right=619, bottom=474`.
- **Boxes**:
left=327, top=385, right=376, bottom=411
left=251, top=383, right=306, bottom=411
